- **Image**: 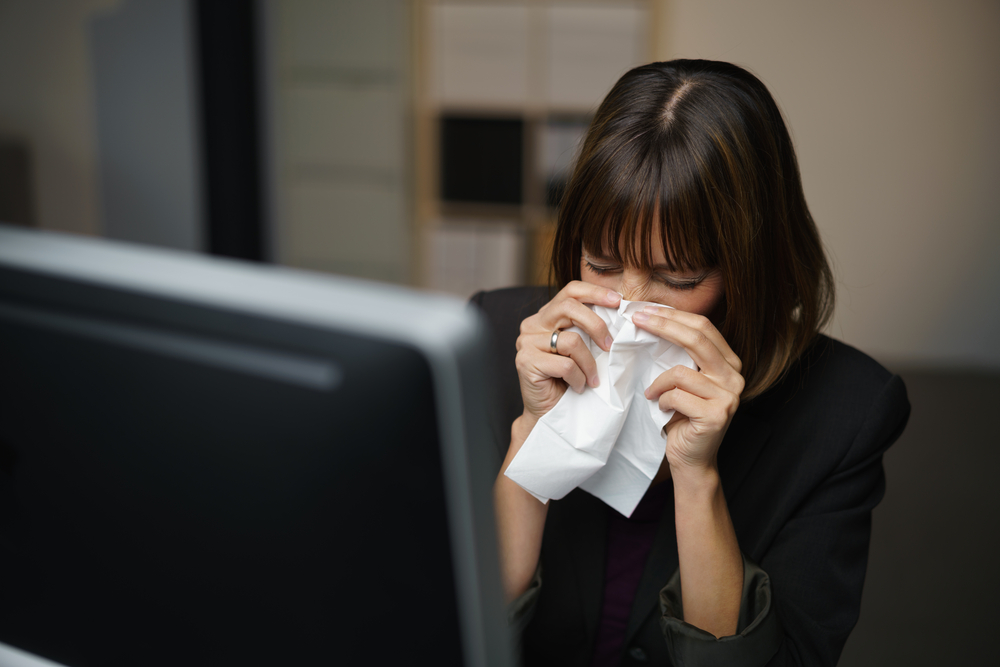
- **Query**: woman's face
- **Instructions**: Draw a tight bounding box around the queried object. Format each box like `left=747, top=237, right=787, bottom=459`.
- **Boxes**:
left=580, top=236, right=726, bottom=321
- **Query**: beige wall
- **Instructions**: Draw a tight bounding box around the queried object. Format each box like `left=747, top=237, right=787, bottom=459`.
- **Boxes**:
left=4, top=0, right=996, bottom=367
left=0, top=0, right=118, bottom=237
left=655, top=0, right=1000, bottom=368
left=266, top=0, right=412, bottom=283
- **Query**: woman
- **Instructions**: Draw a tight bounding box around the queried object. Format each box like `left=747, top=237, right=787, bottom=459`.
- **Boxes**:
left=472, top=60, right=910, bottom=666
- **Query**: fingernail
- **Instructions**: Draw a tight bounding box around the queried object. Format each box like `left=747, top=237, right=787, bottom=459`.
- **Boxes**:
left=604, top=336, right=613, bottom=349
left=642, top=305, right=661, bottom=314
left=590, top=375, right=600, bottom=388
left=633, top=311, right=649, bottom=323
left=608, top=290, right=621, bottom=303
left=644, top=387, right=651, bottom=399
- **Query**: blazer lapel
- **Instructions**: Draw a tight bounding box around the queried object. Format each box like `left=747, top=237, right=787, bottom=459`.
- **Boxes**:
left=623, top=486, right=678, bottom=644
left=559, top=489, right=609, bottom=646
left=717, top=408, right=772, bottom=502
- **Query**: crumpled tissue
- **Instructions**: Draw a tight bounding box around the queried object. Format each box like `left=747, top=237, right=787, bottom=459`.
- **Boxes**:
left=504, top=299, right=696, bottom=517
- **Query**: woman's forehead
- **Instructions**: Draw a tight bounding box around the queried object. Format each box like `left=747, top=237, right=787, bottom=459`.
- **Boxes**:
left=584, top=224, right=671, bottom=265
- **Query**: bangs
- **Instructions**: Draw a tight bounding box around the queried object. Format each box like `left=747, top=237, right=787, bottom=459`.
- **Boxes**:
left=573, top=135, right=720, bottom=273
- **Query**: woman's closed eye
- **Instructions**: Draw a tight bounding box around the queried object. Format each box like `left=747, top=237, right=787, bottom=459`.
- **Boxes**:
left=582, top=259, right=618, bottom=276
left=656, top=275, right=704, bottom=291
left=582, top=258, right=705, bottom=291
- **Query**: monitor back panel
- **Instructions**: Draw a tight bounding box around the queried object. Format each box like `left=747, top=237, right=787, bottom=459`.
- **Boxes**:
left=0, top=268, right=465, bottom=666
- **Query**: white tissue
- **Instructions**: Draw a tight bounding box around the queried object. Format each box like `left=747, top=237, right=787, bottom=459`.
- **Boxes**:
left=503, top=299, right=696, bottom=517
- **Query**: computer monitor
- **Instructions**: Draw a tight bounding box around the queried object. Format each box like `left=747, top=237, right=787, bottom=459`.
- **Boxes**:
left=0, top=224, right=512, bottom=667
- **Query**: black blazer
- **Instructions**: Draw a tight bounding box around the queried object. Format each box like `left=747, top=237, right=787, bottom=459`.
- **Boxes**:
left=471, top=286, right=910, bottom=667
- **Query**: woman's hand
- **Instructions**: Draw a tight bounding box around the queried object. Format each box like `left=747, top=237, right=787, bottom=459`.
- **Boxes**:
left=497, top=282, right=620, bottom=602
left=514, top=281, right=621, bottom=425
left=632, top=306, right=744, bottom=475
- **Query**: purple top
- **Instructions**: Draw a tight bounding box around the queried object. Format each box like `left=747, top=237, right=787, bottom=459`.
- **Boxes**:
left=589, top=480, right=673, bottom=667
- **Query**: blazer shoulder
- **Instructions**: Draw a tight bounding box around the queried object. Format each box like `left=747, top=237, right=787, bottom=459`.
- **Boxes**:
left=812, top=333, right=910, bottom=439
left=801, top=334, right=897, bottom=391
left=765, top=334, right=908, bottom=412
left=471, top=285, right=550, bottom=323
left=469, top=286, right=552, bottom=463
left=470, top=285, right=551, bottom=351
left=747, top=334, right=910, bottom=466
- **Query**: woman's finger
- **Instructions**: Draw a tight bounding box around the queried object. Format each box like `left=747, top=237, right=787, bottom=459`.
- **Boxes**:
left=555, top=280, right=622, bottom=309
left=517, top=345, right=589, bottom=394
left=657, top=388, right=733, bottom=434
left=532, top=297, right=616, bottom=353
left=529, top=330, right=600, bottom=388
left=637, top=306, right=741, bottom=374
left=648, top=366, right=740, bottom=418
left=632, top=309, right=743, bottom=385
left=645, top=364, right=725, bottom=401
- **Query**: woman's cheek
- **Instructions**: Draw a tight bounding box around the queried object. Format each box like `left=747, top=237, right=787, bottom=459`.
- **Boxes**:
left=581, top=273, right=617, bottom=292
left=678, top=286, right=726, bottom=317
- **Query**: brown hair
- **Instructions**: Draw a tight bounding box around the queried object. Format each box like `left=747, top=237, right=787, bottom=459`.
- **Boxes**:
left=552, top=60, right=834, bottom=400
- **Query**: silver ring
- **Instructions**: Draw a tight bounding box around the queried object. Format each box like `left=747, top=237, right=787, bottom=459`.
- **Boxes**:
left=550, top=330, right=561, bottom=354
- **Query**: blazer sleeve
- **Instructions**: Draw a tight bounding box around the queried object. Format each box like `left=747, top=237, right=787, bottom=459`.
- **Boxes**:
left=657, top=373, right=911, bottom=666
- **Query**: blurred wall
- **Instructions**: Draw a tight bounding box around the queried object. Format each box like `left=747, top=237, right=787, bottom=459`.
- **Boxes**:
left=0, top=0, right=116, bottom=236
left=655, top=0, right=1000, bottom=369
left=91, top=0, right=203, bottom=251
left=265, top=0, right=412, bottom=284
left=0, top=0, right=203, bottom=252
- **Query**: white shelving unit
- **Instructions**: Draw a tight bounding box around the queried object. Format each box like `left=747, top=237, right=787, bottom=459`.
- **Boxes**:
left=415, top=0, right=650, bottom=297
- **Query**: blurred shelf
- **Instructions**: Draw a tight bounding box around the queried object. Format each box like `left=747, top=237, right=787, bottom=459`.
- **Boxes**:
left=414, top=0, right=651, bottom=297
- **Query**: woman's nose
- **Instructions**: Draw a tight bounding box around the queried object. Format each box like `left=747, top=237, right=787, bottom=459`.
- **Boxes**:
left=617, top=270, right=649, bottom=301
